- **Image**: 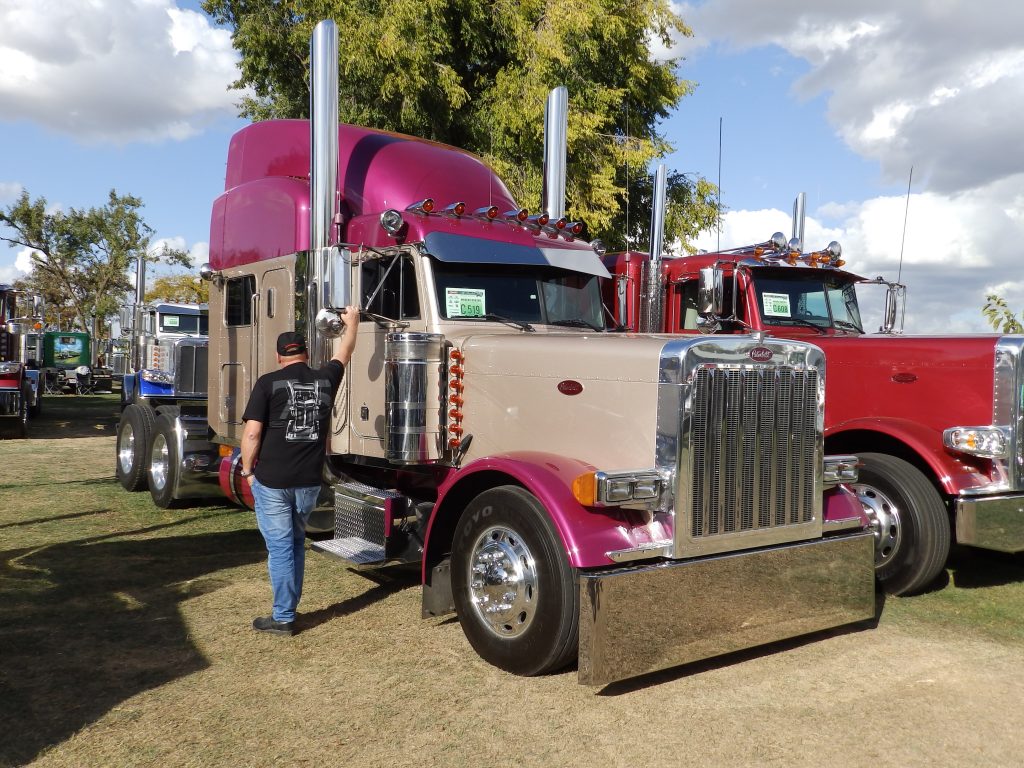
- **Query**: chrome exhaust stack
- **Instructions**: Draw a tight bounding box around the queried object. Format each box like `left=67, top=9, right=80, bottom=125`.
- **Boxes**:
left=639, top=164, right=667, bottom=333
left=308, top=20, right=350, bottom=363
left=542, top=86, right=568, bottom=220
left=791, top=192, right=806, bottom=251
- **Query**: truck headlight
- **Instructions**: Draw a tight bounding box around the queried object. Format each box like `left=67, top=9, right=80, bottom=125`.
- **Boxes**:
left=141, top=369, right=174, bottom=385
left=943, top=426, right=1009, bottom=459
left=0, top=361, right=22, bottom=374
left=573, top=470, right=664, bottom=507
left=823, top=455, right=860, bottom=485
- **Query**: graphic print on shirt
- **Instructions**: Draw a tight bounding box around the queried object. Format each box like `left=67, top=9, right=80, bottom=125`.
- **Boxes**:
left=285, top=379, right=322, bottom=441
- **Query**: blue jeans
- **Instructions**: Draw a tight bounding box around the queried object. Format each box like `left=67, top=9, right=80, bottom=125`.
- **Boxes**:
left=251, top=480, right=320, bottom=623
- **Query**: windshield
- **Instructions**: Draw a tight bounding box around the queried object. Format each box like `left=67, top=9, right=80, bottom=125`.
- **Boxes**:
left=432, top=261, right=605, bottom=329
left=751, top=271, right=863, bottom=332
left=158, top=312, right=208, bottom=335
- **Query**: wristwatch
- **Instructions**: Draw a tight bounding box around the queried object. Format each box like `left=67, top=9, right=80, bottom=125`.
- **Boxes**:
left=240, top=469, right=254, bottom=478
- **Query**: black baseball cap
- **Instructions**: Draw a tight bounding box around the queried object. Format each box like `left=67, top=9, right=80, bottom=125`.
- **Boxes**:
left=277, top=332, right=307, bottom=356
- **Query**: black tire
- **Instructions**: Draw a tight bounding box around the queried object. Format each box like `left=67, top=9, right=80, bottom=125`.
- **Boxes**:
left=451, top=485, right=578, bottom=676
left=18, top=383, right=31, bottom=438
left=852, top=452, right=951, bottom=596
left=116, top=404, right=155, bottom=491
left=147, top=414, right=181, bottom=508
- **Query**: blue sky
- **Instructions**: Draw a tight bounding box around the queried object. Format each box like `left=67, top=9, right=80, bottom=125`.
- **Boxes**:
left=2, top=0, right=1022, bottom=333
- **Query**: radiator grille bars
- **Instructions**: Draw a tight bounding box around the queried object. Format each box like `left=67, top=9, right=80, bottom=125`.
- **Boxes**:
left=690, top=367, right=818, bottom=538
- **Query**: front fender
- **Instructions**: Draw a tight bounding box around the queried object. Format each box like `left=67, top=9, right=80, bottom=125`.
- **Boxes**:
left=827, top=416, right=987, bottom=496
left=425, top=451, right=657, bottom=574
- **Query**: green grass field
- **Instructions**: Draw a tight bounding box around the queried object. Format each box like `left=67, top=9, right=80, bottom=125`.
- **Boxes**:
left=2, top=394, right=1023, bottom=767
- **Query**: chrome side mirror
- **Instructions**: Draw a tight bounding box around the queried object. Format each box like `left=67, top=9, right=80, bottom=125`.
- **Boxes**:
left=322, top=246, right=351, bottom=311
left=698, top=266, right=724, bottom=315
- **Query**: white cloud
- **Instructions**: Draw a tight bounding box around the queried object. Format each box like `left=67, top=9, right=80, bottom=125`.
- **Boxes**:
left=14, top=247, right=36, bottom=272
left=677, top=1, right=1024, bottom=195
left=0, top=181, right=23, bottom=204
left=0, top=0, right=242, bottom=144
left=686, top=175, right=1024, bottom=334
left=189, top=241, right=209, bottom=266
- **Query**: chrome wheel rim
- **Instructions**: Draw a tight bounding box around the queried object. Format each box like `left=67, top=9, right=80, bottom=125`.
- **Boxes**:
left=150, top=433, right=169, bottom=491
left=118, top=423, right=135, bottom=474
left=467, top=526, right=538, bottom=638
left=853, top=482, right=903, bottom=568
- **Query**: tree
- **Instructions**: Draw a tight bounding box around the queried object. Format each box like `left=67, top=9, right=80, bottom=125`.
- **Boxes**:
left=144, top=274, right=209, bottom=305
left=982, top=294, right=1023, bottom=333
left=202, top=0, right=720, bottom=251
left=0, top=190, right=190, bottom=346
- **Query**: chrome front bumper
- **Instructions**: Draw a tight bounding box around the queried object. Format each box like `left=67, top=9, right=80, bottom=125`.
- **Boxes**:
left=577, top=531, right=875, bottom=686
left=0, top=389, right=19, bottom=416
left=955, top=494, right=1024, bottom=553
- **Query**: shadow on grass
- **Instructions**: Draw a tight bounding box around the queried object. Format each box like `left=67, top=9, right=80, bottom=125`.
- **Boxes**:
left=16, top=393, right=121, bottom=441
left=299, top=567, right=418, bottom=632
left=0, top=509, right=112, bottom=530
left=948, top=545, right=1024, bottom=589
left=0, top=521, right=266, bottom=767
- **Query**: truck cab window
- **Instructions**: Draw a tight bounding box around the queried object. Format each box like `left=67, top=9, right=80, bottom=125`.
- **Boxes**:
left=225, top=275, right=256, bottom=326
left=432, top=260, right=604, bottom=328
left=361, top=255, right=420, bottom=319
left=677, top=279, right=738, bottom=331
left=752, top=271, right=863, bottom=332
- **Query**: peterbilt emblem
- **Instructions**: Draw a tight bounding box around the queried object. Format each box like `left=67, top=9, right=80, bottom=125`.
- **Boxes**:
left=557, top=380, right=584, bottom=395
left=749, top=347, right=774, bottom=362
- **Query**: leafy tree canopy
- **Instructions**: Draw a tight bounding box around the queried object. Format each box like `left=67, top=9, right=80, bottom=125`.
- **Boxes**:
left=202, top=0, right=720, bottom=251
left=0, top=190, right=190, bottom=339
left=144, top=274, right=209, bottom=305
left=982, top=294, right=1023, bottom=333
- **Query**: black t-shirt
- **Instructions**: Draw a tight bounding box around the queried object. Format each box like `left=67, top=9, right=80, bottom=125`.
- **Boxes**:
left=241, top=360, right=344, bottom=489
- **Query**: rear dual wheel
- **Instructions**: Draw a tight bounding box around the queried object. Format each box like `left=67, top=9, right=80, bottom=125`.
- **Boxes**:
left=148, top=413, right=182, bottom=509
left=116, top=404, right=155, bottom=491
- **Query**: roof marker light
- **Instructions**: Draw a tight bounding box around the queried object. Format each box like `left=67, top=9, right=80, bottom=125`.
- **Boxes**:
left=443, top=201, right=467, bottom=217
left=474, top=205, right=499, bottom=220
left=565, top=221, right=584, bottom=236
left=406, top=198, right=435, bottom=215
left=526, top=212, right=550, bottom=228
left=504, top=208, right=529, bottom=223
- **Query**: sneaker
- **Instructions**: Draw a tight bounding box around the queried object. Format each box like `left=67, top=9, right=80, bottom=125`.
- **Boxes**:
left=252, top=616, right=294, bottom=636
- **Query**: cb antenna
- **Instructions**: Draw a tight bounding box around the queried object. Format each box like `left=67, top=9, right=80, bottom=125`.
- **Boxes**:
left=717, top=116, right=723, bottom=252
left=897, top=166, right=913, bottom=284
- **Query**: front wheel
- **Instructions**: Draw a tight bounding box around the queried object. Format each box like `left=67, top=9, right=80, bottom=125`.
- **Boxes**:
left=451, top=486, right=578, bottom=676
left=852, top=452, right=951, bottom=596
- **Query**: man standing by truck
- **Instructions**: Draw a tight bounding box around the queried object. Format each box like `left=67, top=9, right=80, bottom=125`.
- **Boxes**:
left=241, top=310, right=359, bottom=635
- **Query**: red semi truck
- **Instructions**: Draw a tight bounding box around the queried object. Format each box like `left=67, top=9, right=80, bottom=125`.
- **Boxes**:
left=0, top=284, right=44, bottom=437
left=117, top=21, right=877, bottom=684
left=604, top=197, right=1024, bottom=596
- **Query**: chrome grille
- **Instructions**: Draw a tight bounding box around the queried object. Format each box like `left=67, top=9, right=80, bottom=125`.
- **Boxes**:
left=690, top=366, right=818, bottom=538
left=174, top=342, right=208, bottom=396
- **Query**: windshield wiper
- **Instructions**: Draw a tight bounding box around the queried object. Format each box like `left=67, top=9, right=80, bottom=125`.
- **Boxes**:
left=832, top=319, right=862, bottom=333
left=480, top=313, right=534, bottom=332
left=548, top=318, right=604, bottom=331
left=771, top=317, right=827, bottom=334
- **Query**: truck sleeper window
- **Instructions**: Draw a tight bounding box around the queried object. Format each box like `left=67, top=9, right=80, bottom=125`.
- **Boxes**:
left=225, top=275, right=256, bottom=327
left=432, top=261, right=603, bottom=327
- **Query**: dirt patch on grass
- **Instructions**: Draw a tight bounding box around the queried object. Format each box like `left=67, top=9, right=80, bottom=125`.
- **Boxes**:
left=2, top=398, right=1024, bottom=767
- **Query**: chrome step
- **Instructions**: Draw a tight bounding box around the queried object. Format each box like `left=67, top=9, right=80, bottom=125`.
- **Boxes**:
left=311, top=536, right=386, bottom=565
